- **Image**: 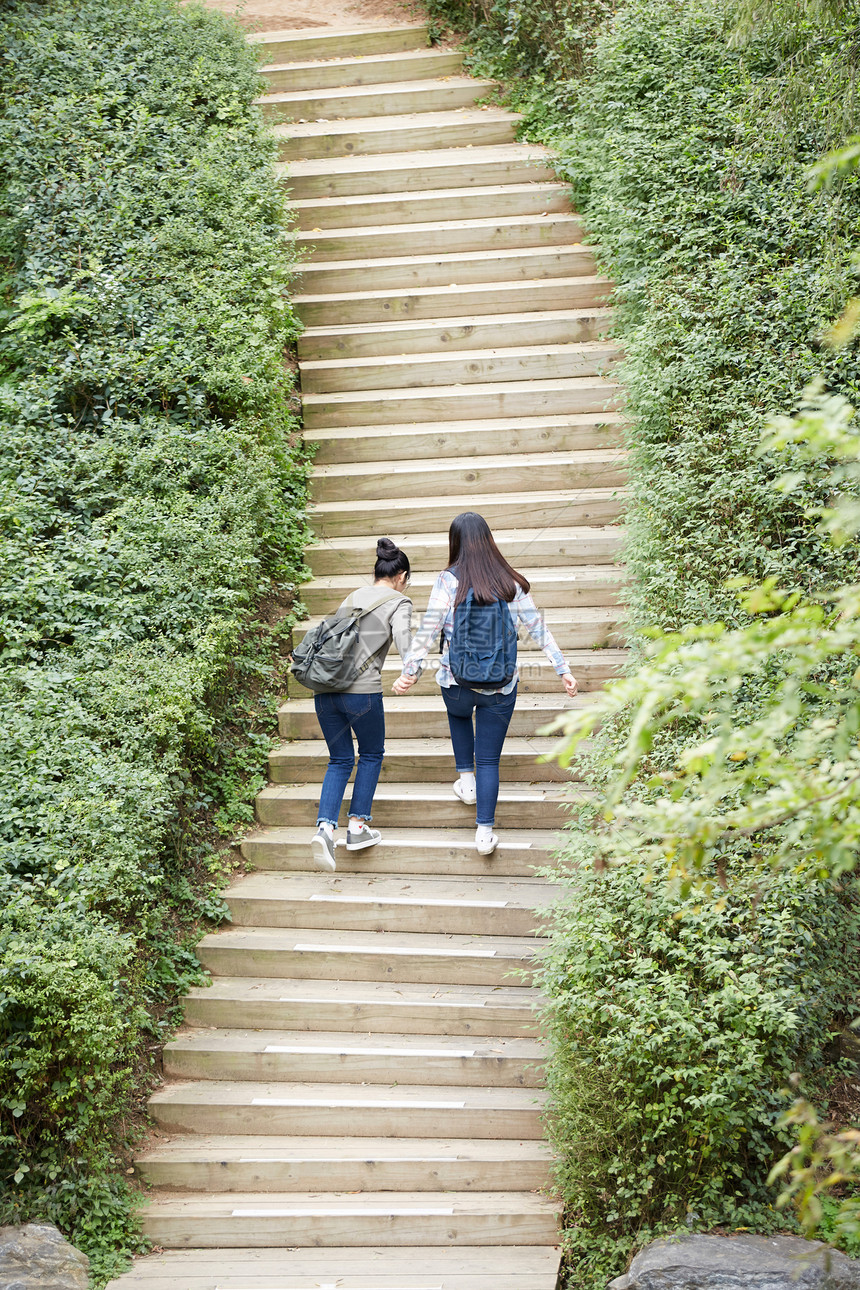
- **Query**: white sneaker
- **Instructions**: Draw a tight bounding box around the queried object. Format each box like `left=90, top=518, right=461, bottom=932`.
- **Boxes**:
left=311, top=827, right=336, bottom=871
left=453, top=777, right=477, bottom=805
left=476, top=830, right=498, bottom=856
left=346, top=824, right=382, bottom=851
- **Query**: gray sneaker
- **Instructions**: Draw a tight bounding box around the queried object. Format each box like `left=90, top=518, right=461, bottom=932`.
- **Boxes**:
left=346, top=824, right=382, bottom=852
left=311, top=827, right=336, bottom=872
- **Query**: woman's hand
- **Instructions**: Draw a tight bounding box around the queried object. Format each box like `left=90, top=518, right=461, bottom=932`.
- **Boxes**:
left=392, top=673, right=418, bottom=695
left=561, top=672, right=578, bottom=697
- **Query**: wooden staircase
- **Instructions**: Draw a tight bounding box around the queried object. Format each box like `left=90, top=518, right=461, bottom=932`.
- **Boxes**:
left=108, top=22, right=624, bottom=1290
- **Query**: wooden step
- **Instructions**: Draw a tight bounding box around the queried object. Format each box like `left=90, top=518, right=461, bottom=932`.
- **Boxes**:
left=276, top=109, right=522, bottom=162
left=162, top=1030, right=545, bottom=1087
left=299, top=306, right=609, bottom=359
left=138, top=1133, right=551, bottom=1193
left=196, top=926, right=542, bottom=987
left=292, top=605, right=621, bottom=653
left=291, top=180, right=573, bottom=228
left=282, top=647, right=627, bottom=698
left=106, top=1244, right=562, bottom=1289
left=297, top=215, right=586, bottom=265
left=280, top=145, right=557, bottom=200
left=257, top=77, right=498, bottom=123
left=295, top=274, right=612, bottom=326
left=240, top=825, right=559, bottom=876
left=251, top=25, right=429, bottom=65
left=306, top=414, right=623, bottom=464
left=140, top=1189, right=560, bottom=1248
left=365, top=649, right=627, bottom=696
left=184, top=975, right=542, bottom=1037
left=296, top=245, right=597, bottom=295
left=303, top=377, right=620, bottom=429
left=302, top=567, right=622, bottom=613
left=223, top=872, right=553, bottom=937
left=254, top=781, right=583, bottom=830
left=311, top=449, right=624, bottom=501
left=304, top=524, right=624, bottom=572
left=277, top=692, right=590, bottom=739
left=308, top=487, right=625, bottom=537
left=302, top=342, right=617, bottom=394
left=267, top=736, right=576, bottom=786
left=261, top=49, right=464, bottom=94
left=149, top=1080, right=548, bottom=1140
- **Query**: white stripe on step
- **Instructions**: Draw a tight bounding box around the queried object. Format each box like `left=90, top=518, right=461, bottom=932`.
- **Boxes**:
left=307, top=894, right=509, bottom=907
left=250, top=1097, right=466, bottom=1108
left=292, top=943, right=497, bottom=957
left=231, top=1207, right=455, bottom=1216
left=277, top=995, right=488, bottom=1007
left=235, top=1161, right=451, bottom=1171
left=263, top=1044, right=476, bottom=1057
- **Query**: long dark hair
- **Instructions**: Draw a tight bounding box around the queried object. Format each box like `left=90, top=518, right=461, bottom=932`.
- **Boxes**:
left=374, top=536, right=409, bottom=581
left=447, top=512, right=529, bottom=607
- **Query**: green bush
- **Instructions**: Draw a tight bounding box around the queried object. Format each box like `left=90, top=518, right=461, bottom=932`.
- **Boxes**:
left=0, top=0, right=306, bottom=1279
left=542, top=856, right=860, bottom=1281
left=428, top=0, right=860, bottom=1281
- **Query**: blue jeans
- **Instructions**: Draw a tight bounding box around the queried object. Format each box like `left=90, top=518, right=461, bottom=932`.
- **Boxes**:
left=441, top=683, right=517, bottom=827
left=314, top=691, right=385, bottom=828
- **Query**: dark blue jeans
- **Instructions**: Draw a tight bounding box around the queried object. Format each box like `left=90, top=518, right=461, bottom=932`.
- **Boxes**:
left=441, top=683, right=517, bottom=827
left=314, top=691, right=385, bottom=828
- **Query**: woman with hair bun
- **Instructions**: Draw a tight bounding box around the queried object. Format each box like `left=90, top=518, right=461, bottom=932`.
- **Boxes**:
left=311, top=537, right=413, bottom=872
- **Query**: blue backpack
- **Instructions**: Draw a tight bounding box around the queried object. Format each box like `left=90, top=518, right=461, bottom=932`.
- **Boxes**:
left=448, top=587, right=518, bottom=690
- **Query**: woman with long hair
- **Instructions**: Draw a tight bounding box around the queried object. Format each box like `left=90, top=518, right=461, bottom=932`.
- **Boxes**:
left=311, top=537, right=412, bottom=872
left=393, top=512, right=576, bottom=855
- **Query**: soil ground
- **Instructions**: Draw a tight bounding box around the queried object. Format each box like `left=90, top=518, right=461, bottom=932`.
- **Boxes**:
left=202, top=0, right=425, bottom=33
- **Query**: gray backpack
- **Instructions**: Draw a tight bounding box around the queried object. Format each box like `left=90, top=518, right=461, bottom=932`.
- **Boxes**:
left=290, top=589, right=401, bottom=693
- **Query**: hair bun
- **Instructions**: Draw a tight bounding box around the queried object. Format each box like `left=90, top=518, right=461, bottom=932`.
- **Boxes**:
left=376, top=537, right=397, bottom=556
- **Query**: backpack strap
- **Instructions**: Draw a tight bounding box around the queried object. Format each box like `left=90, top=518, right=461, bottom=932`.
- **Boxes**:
left=345, top=588, right=404, bottom=619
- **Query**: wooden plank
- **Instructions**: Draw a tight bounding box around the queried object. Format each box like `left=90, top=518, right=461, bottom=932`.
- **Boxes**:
left=276, top=692, right=587, bottom=739
left=304, top=523, right=624, bottom=571
left=266, top=735, right=577, bottom=786
left=279, top=145, right=557, bottom=200
left=294, top=275, right=611, bottom=324
left=137, top=1132, right=551, bottom=1192
left=307, top=486, right=625, bottom=536
left=182, top=975, right=542, bottom=1038
left=275, top=110, right=521, bottom=162
left=298, top=306, right=607, bottom=358
left=296, top=246, right=597, bottom=295
left=257, top=77, right=497, bottom=124
left=253, top=780, right=587, bottom=830
left=162, top=1027, right=546, bottom=1088
left=251, top=25, right=429, bottom=64
left=290, top=181, right=572, bottom=228
left=223, top=869, right=552, bottom=937
left=239, top=825, right=560, bottom=877
left=296, top=215, right=585, bottom=266
left=195, top=925, right=540, bottom=988
left=148, top=1080, right=548, bottom=1140
left=261, top=50, right=463, bottom=93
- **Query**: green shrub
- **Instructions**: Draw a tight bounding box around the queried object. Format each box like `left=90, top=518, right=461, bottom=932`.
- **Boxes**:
left=0, top=0, right=307, bottom=1279
left=542, top=856, right=860, bottom=1283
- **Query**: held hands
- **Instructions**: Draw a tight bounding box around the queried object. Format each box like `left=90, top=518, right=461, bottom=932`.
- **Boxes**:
left=561, top=672, right=578, bottom=698
left=392, top=673, right=418, bottom=695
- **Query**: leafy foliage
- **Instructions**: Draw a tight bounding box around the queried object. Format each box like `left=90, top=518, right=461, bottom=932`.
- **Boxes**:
left=0, top=0, right=307, bottom=1279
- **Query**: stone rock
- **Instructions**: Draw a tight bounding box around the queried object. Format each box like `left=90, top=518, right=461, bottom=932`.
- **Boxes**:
left=609, top=1233, right=860, bottom=1290
left=0, top=1223, right=90, bottom=1290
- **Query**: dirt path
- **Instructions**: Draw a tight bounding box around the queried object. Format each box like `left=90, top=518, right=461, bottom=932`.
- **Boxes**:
left=203, top=0, right=424, bottom=33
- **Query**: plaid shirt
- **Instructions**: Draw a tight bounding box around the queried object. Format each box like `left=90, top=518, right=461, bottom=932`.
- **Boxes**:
left=402, top=569, right=569, bottom=695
